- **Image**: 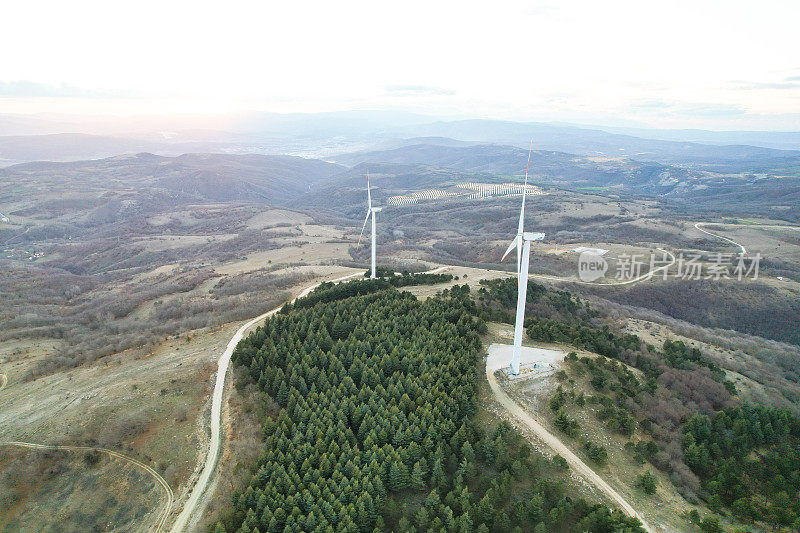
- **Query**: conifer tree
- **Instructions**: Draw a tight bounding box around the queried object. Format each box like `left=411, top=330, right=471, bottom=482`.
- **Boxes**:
left=411, top=461, right=427, bottom=491
left=224, top=281, right=647, bottom=533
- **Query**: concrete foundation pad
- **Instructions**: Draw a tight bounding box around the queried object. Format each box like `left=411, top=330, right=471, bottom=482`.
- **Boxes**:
left=486, top=343, right=565, bottom=380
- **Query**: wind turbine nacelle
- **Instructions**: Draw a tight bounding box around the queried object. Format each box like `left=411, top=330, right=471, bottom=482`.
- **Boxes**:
left=523, top=232, right=545, bottom=241
left=371, top=207, right=383, bottom=213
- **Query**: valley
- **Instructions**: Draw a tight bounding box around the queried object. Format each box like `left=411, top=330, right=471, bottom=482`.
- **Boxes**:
left=4, top=2, right=800, bottom=531
left=1, top=125, right=799, bottom=533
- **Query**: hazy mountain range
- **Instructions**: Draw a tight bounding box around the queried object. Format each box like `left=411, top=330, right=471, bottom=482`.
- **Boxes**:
left=1, top=110, right=798, bottom=222
left=4, top=141, right=798, bottom=223
left=2, top=111, right=800, bottom=170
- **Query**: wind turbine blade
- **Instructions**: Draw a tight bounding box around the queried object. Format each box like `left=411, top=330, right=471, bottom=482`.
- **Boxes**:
left=517, top=139, right=533, bottom=236
left=366, top=172, right=372, bottom=209
left=501, top=236, right=519, bottom=262
left=357, top=210, right=370, bottom=248
left=524, top=139, right=533, bottom=187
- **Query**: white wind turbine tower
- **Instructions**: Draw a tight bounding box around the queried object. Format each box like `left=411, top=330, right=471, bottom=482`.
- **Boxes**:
left=501, top=141, right=545, bottom=375
left=358, top=172, right=382, bottom=279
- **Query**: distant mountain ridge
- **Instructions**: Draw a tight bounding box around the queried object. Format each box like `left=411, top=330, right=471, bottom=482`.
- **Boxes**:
left=0, top=133, right=231, bottom=167
left=2, top=111, right=800, bottom=170
left=595, top=125, right=800, bottom=151
left=333, top=142, right=689, bottom=188
left=322, top=141, right=800, bottom=221
left=4, top=152, right=346, bottom=205
left=382, top=120, right=800, bottom=171
left=4, top=144, right=798, bottom=222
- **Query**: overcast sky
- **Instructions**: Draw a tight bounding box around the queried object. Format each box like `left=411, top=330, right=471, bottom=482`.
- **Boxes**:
left=2, top=0, right=799, bottom=130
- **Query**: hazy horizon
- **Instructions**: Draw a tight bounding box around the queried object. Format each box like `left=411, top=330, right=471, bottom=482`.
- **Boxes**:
left=3, top=0, right=799, bottom=131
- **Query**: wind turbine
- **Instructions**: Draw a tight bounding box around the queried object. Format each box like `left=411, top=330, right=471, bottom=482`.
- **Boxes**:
left=357, top=172, right=382, bottom=279
left=501, top=141, right=545, bottom=375
left=502, top=139, right=535, bottom=273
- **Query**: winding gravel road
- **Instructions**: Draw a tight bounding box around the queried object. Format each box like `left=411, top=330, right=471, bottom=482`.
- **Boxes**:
left=694, top=222, right=747, bottom=254
left=695, top=221, right=800, bottom=255
left=0, top=440, right=174, bottom=532
left=171, top=267, right=452, bottom=531
left=485, top=354, right=654, bottom=533
left=0, top=254, right=702, bottom=532
left=169, top=271, right=365, bottom=532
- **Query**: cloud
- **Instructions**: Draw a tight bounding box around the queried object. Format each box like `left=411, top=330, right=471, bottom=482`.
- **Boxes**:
left=522, top=3, right=563, bottom=18
left=0, top=80, right=136, bottom=98
left=630, top=99, right=747, bottom=118
left=732, top=80, right=800, bottom=90
left=678, top=103, right=747, bottom=117
left=385, top=84, right=457, bottom=97
left=631, top=99, right=674, bottom=110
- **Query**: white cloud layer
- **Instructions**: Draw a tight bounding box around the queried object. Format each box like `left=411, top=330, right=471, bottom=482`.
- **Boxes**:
left=1, top=0, right=799, bottom=129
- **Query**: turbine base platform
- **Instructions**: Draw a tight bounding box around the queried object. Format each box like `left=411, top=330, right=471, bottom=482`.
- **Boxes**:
left=503, top=361, right=555, bottom=381
left=485, top=343, right=564, bottom=381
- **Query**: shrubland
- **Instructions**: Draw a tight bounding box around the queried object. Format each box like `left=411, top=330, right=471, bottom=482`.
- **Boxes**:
left=1, top=262, right=304, bottom=380
left=481, top=277, right=800, bottom=530
left=582, top=279, right=800, bottom=346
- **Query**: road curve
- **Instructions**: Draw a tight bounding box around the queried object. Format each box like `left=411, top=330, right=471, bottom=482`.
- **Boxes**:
left=485, top=364, right=654, bottom=533
left=695, top=221, right=800, bottom=255
left=171, top=266, right=452, bottom=531
left=0, top=440, right=174, bottom=532
left=525, top=247, right=676, bottom=286
left=169, top=271, right=364, bottom=532
left=0, top=254, right=694, bottom=533
left=694, top=223, right=747, bottom=254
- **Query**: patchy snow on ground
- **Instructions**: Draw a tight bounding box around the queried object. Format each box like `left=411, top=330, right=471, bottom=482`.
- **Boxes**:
left=572, top=246, right=610, bottom=256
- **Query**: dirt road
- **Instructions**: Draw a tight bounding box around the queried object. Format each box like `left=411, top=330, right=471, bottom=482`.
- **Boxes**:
left=694, top=222, right=747, bottom=254
left=169, top=270, right=365, bottom=532
left=1, top=262, right=654, bottom=532
left=694, top=221, right=800, bottom=255
left=485, top=352, right=654, bottom=533
left=523, top=247, right=675, bottom=286
left=172, top=266, right=454, bottom=531
left=0, top=440, right=173, bottom=533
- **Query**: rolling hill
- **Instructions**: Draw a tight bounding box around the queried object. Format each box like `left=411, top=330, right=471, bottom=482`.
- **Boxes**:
left=3, top=152, right=346, bottom=206
left=333, top=143, right=688, bottom=190
left=383, top=120, right=800, bottom=171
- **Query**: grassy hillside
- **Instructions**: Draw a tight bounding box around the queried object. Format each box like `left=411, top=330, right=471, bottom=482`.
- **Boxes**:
left=479, top=276, right=800, bottom=531
left=3, top=152, right=345, bottom=205
left=580, top=279, right=800, bottom=347
left=334, top=143, right=688, bottom=190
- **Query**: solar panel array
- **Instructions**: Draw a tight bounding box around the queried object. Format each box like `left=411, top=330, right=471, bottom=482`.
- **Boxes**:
left=386, top=188, right=460, bottom=206
left=458, top=182, right=543, bottom=199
